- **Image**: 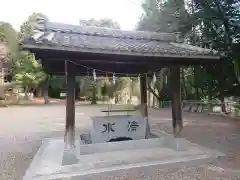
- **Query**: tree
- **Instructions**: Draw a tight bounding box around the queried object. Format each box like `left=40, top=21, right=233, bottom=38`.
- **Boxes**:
left=137, top=0, right=188, bottom=33
left=0, top=22, right=18, bottom=99
left=146, top=68, right=171, bottom=106
left=0, top=22, right=18, bottom=62
left=0, top=22, right=18, bottom=74
left=179, top=0, right=240, bottom=111
left=112, top=77, right=132, bottom=103
left=137, top=0, right=187, bottom=105
left=18, top=13, right=51, bottom=103
left=13, top=52, right=46, bottom=99
left=137, top=0, right=240, bottom=112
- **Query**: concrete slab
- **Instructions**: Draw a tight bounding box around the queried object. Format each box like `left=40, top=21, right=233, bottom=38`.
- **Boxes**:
left=23, top=134, right=224, bottom=180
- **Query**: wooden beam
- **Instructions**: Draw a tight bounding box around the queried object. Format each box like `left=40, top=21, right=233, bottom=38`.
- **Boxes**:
left=45, top=71, right=157, bottom=77
left=42, top=59, right=163, bottom=75
left=35, top=50, right=221, bottom=67
left=64, top=61, right=76, bottom=148
left=170, top=66, right=183, bottom=137
left=140, top=75, right=149, bottom=137
left=140, top=76, right=147, bottom=104
left=40, top=57, right=151, bottom=65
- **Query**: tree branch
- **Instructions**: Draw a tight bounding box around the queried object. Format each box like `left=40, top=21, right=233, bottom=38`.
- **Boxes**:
left=147, top=78, right=160, bottom=100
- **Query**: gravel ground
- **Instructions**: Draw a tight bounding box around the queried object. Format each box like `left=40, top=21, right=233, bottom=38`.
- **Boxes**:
left=149, top=108, right=240, bottom=178
left=0, top=105, right=240, bottom=180
left=0, top=135, right=41, bottom=180
left=0, top=104, right=99, bottom=180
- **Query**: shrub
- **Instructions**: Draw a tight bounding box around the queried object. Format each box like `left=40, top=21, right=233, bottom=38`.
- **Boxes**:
left=234, top=104, right=240, bottom=110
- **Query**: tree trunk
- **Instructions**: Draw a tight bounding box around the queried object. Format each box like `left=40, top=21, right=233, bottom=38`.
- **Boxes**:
left=157, top=97, right=161, bottom=108
left=193, top=67, right=200, bottom=100
left=218, top=65, right=227, bottom=113
left=152, top=87, right=156, bottom=107
left=146, top=78, right=160, bottom=106
left=36, top=86, right=43, bottom=97
left=75, top=82, right=80, bottom=99
left=129, top=83, right=133, bottom=103
left=0, top=86, right=4, bottom=99
left=115, top=92, right=118, bottom=104
left=43, top=76, right=51, bottom=104
left=208, top=76, right=213, bottom=112
left=181, top=68, right=186, bottom=100
left=147, top=90, right=151, bottom=107
left=91, top=83, right=97, bottom=104
left=24, top=87, right=28, bottom=100
left=220, top=92, right=226, bottom=113
left=43, top=88, right=49, bottom=104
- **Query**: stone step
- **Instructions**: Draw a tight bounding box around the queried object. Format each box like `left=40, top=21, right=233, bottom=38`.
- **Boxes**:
left=23, top=137, right=225, bottom=180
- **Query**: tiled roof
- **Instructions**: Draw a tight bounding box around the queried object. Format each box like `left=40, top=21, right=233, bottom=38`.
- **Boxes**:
left=22, top=18, right=220, bottom=59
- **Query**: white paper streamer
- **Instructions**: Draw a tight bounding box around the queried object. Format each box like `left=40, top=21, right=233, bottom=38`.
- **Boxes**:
left=113, top=73, right=116, bottom=84
left=93, top=69, right=96, bottom=81
left=153, top=72, right=157, bottom=84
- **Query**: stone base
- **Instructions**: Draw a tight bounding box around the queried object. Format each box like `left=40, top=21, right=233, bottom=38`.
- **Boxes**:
left=23, top=135, right=224, bottom=180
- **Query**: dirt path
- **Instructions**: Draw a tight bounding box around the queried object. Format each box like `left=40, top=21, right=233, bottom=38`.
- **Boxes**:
left=1, top=105, right=240, bottom=179
left=0, top=104, right=97, bottom=180
left=149, top=108, right=240, bottom=173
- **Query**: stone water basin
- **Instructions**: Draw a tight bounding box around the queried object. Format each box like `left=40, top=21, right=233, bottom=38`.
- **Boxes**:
left=90, top=115, right=147, bottom=143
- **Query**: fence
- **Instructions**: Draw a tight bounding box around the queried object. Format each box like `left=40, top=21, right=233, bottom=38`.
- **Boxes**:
left=157, top=100, right=240, bottom=115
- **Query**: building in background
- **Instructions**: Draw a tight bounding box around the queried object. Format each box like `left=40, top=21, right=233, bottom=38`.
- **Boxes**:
left=0, top=43, right=12, bottom=83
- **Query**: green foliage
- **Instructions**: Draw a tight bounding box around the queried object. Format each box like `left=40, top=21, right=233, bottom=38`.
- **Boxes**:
left=49, top=76, right=65, bottom=89
left=48, top=76, right=80, bottom=99
left=48, top=76, right=65, bottom=98
left=137, top=0, right=190, bottom=103
left=49, top=88, right=61, bottom=98
left=103, top=77, right=133, bottom=101
left=146, top=68, right=171, bottom=102
left=13, top=52, right=46, bottom=90
left=192, top=0, right=240, bottom=98
left=137, top=0, right=188, bottom=33
left=234, top=104, right=240, bottom=110
left=0, top=22, right=18, bottom=64
left=137, top=0, right=240, bottom=106
left=114, top=77, right=131, bottom=92
left=8, top=12, right=49, bottom=96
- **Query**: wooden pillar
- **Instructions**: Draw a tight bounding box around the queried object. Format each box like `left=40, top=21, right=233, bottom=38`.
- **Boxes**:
left=170, top=66, right=183, bottom=137
left=65, top=61, right=76, bottom=147
left=140, top=75, right=149, bottom=137
left=140, top=76, right=147, bottom=105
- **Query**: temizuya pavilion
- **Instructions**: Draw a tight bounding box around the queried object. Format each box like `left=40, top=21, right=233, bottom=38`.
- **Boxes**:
left=21, top=18, right=221, bottom=146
